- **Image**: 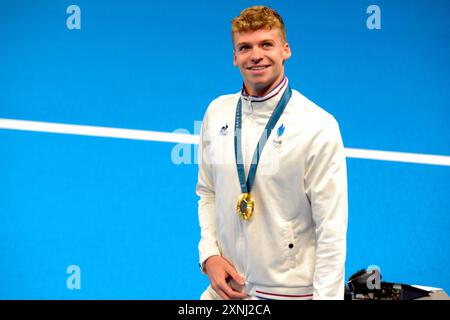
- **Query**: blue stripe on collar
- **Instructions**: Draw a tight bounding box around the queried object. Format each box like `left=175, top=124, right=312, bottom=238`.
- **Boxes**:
left=241, top=77, right=288, bottom=102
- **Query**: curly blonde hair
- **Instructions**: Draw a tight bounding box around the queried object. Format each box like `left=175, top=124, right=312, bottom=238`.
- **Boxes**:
left=231, top=6, right=287, bottom=43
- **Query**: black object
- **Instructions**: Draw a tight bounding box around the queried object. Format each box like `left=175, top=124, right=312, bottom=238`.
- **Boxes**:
left=346, top=267, right=430, bottom=300
left=348, top=268, right=381, bottom=295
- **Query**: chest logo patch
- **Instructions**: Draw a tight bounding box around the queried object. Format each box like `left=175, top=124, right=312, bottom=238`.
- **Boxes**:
left=219, top=123, right=229, bottom=136
left=273, top=123, right=285, bottom=148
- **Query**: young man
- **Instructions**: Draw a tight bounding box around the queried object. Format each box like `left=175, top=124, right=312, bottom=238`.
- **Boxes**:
left=196, top=6, right=348, bottom=300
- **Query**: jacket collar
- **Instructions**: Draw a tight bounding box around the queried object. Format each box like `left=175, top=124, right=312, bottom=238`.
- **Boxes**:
left=241, top=77, right=288, bottom=116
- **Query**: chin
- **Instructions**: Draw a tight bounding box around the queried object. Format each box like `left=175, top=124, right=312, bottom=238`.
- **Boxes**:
left=249, top=78, right=275, bottom=89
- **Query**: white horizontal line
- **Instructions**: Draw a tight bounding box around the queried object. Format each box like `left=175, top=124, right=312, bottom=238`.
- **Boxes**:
left=344, top=148, right=450, bottom=167
left=1, top=118, right=449, bottom=167
left=0, top=118, right=199, bottom=144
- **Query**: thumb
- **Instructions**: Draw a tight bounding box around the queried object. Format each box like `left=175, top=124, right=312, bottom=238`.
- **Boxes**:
left=226, top=265, right=245, bottom=285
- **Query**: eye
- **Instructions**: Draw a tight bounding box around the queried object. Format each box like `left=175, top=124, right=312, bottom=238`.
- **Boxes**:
left=239, top=45, right=250, bottom=52
left=262, top=42, right=273, bottom=49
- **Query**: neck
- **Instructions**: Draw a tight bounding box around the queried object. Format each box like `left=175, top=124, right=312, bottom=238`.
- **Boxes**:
left=244, top=74, right=285, bottom=97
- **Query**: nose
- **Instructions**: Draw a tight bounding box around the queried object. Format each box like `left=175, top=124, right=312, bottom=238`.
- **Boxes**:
left=250, top=47, right=264, bottom=63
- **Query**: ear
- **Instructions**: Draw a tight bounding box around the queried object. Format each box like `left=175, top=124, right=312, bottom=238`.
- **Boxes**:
left=233, top=51, right=238, bottom=67
left=283, top=42, right=292, bottom=61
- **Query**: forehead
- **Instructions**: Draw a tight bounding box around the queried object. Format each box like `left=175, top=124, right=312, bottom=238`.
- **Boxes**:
left=233, top=28, right=283, bottom=44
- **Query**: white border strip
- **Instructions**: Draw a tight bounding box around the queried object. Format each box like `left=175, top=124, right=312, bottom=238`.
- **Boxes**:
left=345, top=148, right=450, bottom=167
left=0, top=118, right=198, bottom=144
left=1, top=118, right=450, bottom=167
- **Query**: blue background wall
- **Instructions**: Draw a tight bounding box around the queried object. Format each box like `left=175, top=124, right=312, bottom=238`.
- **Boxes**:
left=1, top=0, right=449, bottom=299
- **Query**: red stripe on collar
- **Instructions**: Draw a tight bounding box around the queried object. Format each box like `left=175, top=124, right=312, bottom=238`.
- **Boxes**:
left=241, top=77, right=288, bottom=103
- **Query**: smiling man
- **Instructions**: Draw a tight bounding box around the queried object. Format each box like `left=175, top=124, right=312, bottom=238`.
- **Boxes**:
left=196, top=6, right=348, bottom=300
left=233, top=19, right=290, bottom=97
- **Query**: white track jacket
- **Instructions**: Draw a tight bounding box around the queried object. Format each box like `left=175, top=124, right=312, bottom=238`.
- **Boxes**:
left=197, top=78, right=348, bottom=300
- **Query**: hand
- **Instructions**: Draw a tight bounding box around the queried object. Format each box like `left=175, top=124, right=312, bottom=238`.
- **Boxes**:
left=204, top=255, right=248, bottom=300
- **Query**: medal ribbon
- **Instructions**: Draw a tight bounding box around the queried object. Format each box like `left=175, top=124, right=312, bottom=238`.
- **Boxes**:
left=234, top=85, right=292, bottom=194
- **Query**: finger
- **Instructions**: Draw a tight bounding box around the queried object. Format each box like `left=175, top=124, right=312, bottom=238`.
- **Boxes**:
left=229, top=289, right=248, bottom=299
left=226, top=266, right=245, bottom=286
left=220, top=281, right=247, bottom=300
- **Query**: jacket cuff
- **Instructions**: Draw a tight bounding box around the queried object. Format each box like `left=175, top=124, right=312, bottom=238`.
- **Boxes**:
left=199, top=248, right=221, bottom=274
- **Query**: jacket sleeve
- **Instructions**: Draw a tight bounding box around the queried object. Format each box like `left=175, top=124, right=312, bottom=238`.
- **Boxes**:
left=196, top=110, right=221, bottom=273
left=304, top=118, right=348, bottom=300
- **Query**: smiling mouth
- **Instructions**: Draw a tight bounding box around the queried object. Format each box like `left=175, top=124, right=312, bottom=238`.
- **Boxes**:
left=247, top=65, right=270, bottom=70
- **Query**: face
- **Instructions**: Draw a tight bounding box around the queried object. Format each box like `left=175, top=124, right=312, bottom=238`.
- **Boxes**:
left=233, top=28, right=291, bottom=97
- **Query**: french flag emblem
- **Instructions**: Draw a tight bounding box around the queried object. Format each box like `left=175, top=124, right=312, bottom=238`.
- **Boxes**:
left=277, top=124, right=285, bottom=138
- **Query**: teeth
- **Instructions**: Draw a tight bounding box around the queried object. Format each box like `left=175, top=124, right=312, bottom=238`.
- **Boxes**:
left=249, top=66, right=267, bottom=70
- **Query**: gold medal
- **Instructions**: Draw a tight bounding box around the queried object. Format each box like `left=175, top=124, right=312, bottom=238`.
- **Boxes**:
left=236, top=192, right=254, bottom=220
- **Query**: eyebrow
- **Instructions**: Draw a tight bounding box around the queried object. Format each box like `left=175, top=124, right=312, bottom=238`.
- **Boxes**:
left=236, top=39, right=276, bottom=47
